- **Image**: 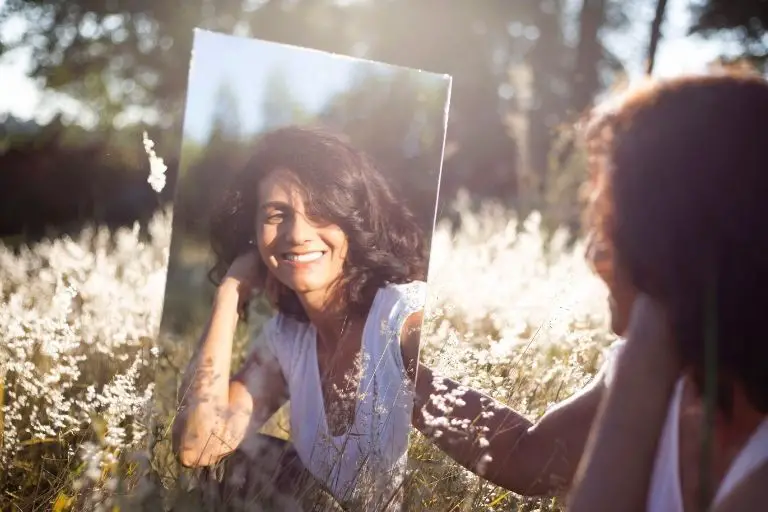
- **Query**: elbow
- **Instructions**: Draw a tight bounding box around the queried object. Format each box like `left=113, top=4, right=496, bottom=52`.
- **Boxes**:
left=174, top=434, right=222, bottom=468
left=171, top=412, right=244, bottom=468
left=171, top=415, right=216, bottom=468
left=178, top=447, right=209, bottom=468
left=177, top=446, right=199, bottom=468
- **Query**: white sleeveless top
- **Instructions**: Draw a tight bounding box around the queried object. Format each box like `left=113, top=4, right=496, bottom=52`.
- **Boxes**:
left=603, top=341, right=768, bottom=510
left=256, top=281, right=427, bottom=506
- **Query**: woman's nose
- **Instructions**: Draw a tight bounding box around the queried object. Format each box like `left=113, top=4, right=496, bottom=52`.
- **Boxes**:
left=284, top=211, right=316, bottom=245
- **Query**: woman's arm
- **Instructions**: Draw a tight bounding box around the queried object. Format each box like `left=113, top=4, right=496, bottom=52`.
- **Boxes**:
left=400, top=312, right=606, bottom=496
left=172, top=255, right=287, bottom=468
left=567, top=295, right=679, bottom=512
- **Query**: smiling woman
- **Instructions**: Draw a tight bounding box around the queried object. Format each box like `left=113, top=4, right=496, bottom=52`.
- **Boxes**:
left=207, top=125, right=427, bottom=323
left=172, top=125, right=429, bottom=510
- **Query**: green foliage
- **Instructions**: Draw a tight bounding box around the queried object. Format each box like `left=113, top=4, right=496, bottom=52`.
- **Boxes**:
left=170, top=65, right=448, bottom=248
left=0, top=0, right=631, bottom=231
left=689, top=0, right=768, bottom=71
left=690, top=0, right=768, bottom=41
left=541, top=122, right=589, bottom=244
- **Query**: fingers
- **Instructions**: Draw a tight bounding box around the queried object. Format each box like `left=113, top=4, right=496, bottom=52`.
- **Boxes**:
left=626, top=294, right=670, bottom=341
left=622, top=294, right=681, bottom=377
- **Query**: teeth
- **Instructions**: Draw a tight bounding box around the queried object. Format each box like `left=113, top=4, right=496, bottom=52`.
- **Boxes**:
left=285, top=251, right=323, bottom=263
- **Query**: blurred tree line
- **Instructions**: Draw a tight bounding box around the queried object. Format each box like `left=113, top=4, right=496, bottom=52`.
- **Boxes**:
left=173, top=64, right=449, bottom=246
left=0, top=0, right=765, bottom=245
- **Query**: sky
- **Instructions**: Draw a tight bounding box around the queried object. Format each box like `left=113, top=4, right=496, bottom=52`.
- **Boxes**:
left=0, top=0, right=750, bottom=126
left=182, top=29, right=447, bottom=142
left=185, top=30, right=359, bottom=142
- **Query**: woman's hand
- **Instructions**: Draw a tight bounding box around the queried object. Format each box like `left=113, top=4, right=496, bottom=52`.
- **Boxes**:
left=622, top=293, right=680, bottom=378
left=220, top=251, right=261, bottom=315
left=568, top=293, right=679, bottom=512
left=174, top=250, right=264, bottom=467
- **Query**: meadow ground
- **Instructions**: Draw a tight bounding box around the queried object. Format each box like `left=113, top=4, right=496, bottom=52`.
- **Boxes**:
left=0, top=193, right=618, bottom=511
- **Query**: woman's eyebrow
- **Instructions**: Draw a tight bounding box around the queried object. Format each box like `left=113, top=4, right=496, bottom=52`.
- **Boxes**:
left=260, top=201, right=292, bottom=210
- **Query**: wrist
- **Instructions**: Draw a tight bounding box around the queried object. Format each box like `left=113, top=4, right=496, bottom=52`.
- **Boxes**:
left=215, top=280, right=241, bottom=306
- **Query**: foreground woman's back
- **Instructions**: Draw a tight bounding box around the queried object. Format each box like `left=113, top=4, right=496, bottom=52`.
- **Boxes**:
left=568, top=72, right=768, bottom=511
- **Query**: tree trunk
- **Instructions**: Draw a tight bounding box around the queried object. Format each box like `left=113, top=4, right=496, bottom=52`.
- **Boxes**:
left=572, top=0, right=607, bottom=115
left=647, top=0, right=670, bottom=75
left=526, top=1, right=567, bottom=200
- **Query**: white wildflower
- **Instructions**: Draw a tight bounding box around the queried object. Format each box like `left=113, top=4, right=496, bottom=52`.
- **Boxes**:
left=142, top=131, right=168, bottom=193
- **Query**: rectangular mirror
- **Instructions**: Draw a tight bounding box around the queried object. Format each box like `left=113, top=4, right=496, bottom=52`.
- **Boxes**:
left=150, top=28, right=451, bottom=511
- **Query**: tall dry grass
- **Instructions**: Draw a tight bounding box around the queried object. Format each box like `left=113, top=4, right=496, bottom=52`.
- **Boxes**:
left=0, top=149, right=618, bottom=511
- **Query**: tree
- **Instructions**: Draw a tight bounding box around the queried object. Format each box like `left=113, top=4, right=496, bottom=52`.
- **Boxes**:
left=572, top=0, right=608, bottom=114
left=2, top=0, right=632, bottom=232
left=178, top=80, right=245, bottom=236
left=208, top=79, right=242, bottom=144
left=647, top=0, right=669, bottom=75
left=689, top=0, right=768, bottom=71
left=260, top=66, right=311, bottom=131
left=318, top=68, right=450, bottom=230
left=0, top=0, right=354, bottom=128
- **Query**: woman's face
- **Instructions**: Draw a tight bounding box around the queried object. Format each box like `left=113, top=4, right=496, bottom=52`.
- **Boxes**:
left=587, top=234, right=636, bottom=336
left=254, top=168, right=349, bottom=298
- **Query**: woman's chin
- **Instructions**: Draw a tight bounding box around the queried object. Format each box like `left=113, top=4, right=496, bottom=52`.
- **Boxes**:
left=610, top=313, right=630, bottom=337
left=608, top=302, right=627, bottom=336
left=610, top=319, right=623, bottom=337
left=282, top=276, right=328, bottom=296
left=272, top=266, right=341, bottom=302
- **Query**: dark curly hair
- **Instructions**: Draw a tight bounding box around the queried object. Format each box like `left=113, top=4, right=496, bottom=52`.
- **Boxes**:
left=208, top=125, right=428, bottom=322
left=583, top=71, right=768, bottom=416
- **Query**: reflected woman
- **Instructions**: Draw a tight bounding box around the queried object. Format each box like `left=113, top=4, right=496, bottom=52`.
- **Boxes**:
left=172, top=125, right=429, bottom=510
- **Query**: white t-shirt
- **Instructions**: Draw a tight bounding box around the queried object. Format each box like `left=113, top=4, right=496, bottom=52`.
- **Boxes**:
left=602, top=341, right=768, bottom=510
left=250, top=280, right=427, bottom=507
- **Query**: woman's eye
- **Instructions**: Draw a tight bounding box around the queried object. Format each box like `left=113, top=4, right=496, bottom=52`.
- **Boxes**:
left=265, top=212, right=284, bottom=224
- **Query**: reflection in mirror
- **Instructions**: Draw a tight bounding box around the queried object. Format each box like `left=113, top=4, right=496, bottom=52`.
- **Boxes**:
left=151, top=29, right=451, bottom=511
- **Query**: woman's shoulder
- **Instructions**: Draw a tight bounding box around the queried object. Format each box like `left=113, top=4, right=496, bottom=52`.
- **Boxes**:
left=601, top=338, right=626, bottom=387
left=369, top=280, right=427, bottom=340
left=378, top=280, right=428, bottom=311
left=606, top=338, right=626, bottom=356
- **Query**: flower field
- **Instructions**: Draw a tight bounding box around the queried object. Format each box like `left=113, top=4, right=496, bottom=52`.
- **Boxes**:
left=0, top=190, right=617, bottom=511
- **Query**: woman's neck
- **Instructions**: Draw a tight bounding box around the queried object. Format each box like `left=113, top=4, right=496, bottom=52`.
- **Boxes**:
left=298, top=288, right=350, bottom=348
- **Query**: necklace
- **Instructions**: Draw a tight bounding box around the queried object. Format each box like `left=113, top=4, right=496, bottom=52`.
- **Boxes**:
left=318, top=313, right=349, bottom=350
left=319, top=312, right=361, bottom=436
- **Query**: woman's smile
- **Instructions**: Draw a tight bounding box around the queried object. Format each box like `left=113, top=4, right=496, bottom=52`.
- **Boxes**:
left=280, top=250, right=328, bottom=267
left=277, top=250, right=329, bottom=271
left=255, top=168, right=349, bottom=298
